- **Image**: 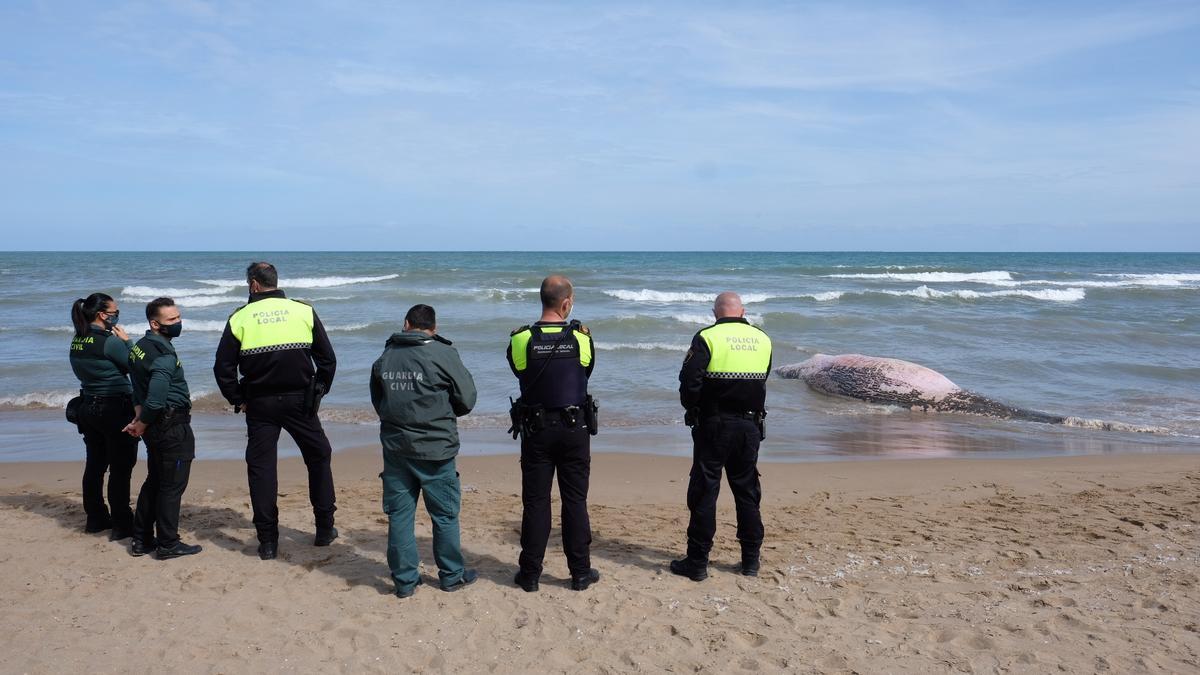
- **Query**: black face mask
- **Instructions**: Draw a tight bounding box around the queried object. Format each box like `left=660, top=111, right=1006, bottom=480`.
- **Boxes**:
left=158, top=321, right=183, bottom=339
left=101, top=311, right=119, bottom=330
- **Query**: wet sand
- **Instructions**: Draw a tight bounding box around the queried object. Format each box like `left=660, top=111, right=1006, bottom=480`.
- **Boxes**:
left=1, top=448, right=1198, bottom=673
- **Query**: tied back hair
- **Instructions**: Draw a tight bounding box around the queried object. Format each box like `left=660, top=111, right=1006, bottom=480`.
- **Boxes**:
left=72, top=293, right=114, bottom=337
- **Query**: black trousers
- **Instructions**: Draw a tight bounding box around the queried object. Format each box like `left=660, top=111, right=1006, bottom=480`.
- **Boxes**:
left=133, top=422, right=195, bottom=549
left=78, top=396, right=139, bottom=530
left=686, top=414, right=763, bottom=563
left=245, top=393, right=336, bottom=543
left=519, top=421, right=592, bottom=577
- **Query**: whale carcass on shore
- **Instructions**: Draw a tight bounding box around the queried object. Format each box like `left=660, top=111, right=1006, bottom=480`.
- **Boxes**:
left=775, top=353, right=1163, bottom=433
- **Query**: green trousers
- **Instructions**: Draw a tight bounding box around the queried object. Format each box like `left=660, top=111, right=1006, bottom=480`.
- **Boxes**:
left=381, top=453, right=465, bottom=592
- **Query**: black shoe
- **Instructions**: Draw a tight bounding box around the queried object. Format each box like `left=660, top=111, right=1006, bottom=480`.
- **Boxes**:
left=441, top=569, right=478, bottom=593
left=84, top=520, right=112, bottom=534
left=314, top=527, right=339, bottom=547
left=258, top=541, right=278, bottom=560
left=129, top=539, right=155, bottom=557
left=669, top=558, right=708, bottom=581
left=570, top=568, right=601, bottom=591
left=157, top=541, right=202, bottom=560
left=513, top=570, right=539, bottom=593
left=395, top=578, right=423, bottom=599
left=109, top=527, right=134, bottom=542
left=739, top=555, right=761, bottom=577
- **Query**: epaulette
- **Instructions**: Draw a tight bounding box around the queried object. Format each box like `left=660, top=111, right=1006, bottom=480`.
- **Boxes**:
left=291, top=298, right=312, bottom=307
left=433, top=334, right=453, bottom=346
left=510, top=324, right=530, bottom=336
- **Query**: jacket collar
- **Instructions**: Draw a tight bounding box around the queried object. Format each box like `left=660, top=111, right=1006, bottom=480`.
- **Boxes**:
left=142, top=330, right=175, bottom=351
left=715, top=316, right=749, bottom=325
left=249, top=289, right=287, bottom=302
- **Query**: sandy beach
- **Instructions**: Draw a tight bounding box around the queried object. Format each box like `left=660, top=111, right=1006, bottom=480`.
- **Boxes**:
left=1, top=446, right=1197, bottom=673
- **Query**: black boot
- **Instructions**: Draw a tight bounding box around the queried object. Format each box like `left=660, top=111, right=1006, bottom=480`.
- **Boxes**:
left=739, top=552, right=760, bottom=577
left=314, top=527, right=339, bottom=547
left=570, top=568, right=600, bottom=591
left=157, top=541, right=202, bottom=560
left=669, top=557, right=708, bottom=582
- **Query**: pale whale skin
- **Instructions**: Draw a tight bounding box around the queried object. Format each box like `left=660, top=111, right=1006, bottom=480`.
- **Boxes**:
left=775, top=353, right=1067, bottom=424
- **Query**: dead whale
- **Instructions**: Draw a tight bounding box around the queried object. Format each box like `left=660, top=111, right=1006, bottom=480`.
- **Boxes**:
left=776, top=354, right=1164, bottom=433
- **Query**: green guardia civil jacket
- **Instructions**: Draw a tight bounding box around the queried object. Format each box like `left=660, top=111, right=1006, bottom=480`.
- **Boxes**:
left=369, top=331, right=477, bottom=461
left=129, top=331, right=191, bottom=424
left=70, top=325, right=133, bottom=395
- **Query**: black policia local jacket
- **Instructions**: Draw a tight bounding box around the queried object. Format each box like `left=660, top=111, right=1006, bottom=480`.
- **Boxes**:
left=213, top=290, right=337, bottom=406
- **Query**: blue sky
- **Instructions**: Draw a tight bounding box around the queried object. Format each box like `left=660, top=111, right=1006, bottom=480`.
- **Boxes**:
left=1, top=1, right=1198, bottom=251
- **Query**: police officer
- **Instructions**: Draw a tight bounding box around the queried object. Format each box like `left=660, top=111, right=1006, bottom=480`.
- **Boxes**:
left=69, top=293, right=138, bottom=538
left=214, top=262, right=337, bottom=560
left=671, top=292, right=772, bottom=581
left=507, top=275, right=600, bottom=592
left=123, top=297, right=202, bottom=560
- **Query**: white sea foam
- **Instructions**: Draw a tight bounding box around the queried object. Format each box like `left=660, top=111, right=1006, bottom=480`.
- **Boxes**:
left=196, top=274, right=400, bottom=289
left=875, top=286, right=1086, bottom=302
left=122, top=285, right=235, bottom=297
left=826, top=271, right=1015, bottom=283
left=596, top=342, right=689, bottom=352
left=604, top=289, right=775, bottom=303
left=1099, top=273, right=1200, bottom=282
left=121, top=294, right=241, bottom=308
left=807, top=291, right=844, bottom=301
left=185, top=319, right=372, bottom=332
left=185, top=319, right=230, bottom=332
left=0, top=391, right=75, bottom=409
left=671, top=312, right=764, bottom=325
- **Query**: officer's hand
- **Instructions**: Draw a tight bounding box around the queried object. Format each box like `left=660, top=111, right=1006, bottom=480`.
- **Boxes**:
left=123, top=419, right=147, bottom=438
left=111, top=324, right=130, bottom=341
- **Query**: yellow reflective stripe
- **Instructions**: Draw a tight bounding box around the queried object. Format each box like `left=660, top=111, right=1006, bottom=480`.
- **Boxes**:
left=575, top=330, right=592, bottom=367
left=509, top=326, right=592, bottom=369
left=510, top=329, right=532, bottom=372
left=228, top=298, right=314, bottom=352
left=700, top=322, right=771, bottom=375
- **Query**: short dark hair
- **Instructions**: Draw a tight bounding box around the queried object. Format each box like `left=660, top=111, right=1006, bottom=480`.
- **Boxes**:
left=539, top=275, right=573, bottom=309
left=247, top=261, right=278, bottom=289
left=145, top=297, right=176, bottom=321
left=404, top=304, right=436, bottom=330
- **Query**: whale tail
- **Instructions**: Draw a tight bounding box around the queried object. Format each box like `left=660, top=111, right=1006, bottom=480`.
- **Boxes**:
left=951, top=393, right=1170, bottom=433
left=941, top=392, right=1066, bottom=424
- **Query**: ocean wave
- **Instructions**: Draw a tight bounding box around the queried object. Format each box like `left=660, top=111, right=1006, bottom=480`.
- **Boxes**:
left=122, top=294, right=241, bottom=308
left=825, top=271, right=1014, bottom=283
left=122, top=285, right=234, bottom=298
left=1098, top=273, right=1200, bottom=282
left=604, top=289, right=776, bottom=303
left=874, top=286, right=1085, bottom=302
left=196, top=274, right=399, bottom=289
left=595, top=342, right=689, bottom=352
left=186, top=319, right=374, bottom=333
left=671, top=312, right=764, bottom=325
left=0, top=391, right=75, bottom=409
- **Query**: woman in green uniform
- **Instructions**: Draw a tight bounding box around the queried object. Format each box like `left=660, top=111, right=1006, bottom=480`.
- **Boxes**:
left=69, top=293, right=139, bottom=538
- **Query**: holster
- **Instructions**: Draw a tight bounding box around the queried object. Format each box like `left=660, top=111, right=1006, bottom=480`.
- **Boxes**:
left=683, top=407, right=699, bottom=428
left=304, top=379, right=326, bottom=418
left=65, top=395, right=82, bottom=427
left=584, top=395, right=599, bottom=436
left=508, top=398, right=545, bottom=439
left=755, top=410, right=767, bottom=441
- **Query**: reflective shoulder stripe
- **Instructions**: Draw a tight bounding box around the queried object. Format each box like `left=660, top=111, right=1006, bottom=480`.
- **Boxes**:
left=509, top=328, right=532, bottom=372
left=575, top=330, right=592, bottom=367
left=700, top=322, right=772, bottom=376
left=229, top=298, right=315, bottom=354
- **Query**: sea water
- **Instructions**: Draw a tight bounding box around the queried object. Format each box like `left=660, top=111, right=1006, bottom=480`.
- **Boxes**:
left=1, top=251, right=1196, bottom=461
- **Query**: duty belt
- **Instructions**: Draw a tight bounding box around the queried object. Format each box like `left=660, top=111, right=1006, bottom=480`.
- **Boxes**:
left=80, top=393, right=132, bottom=403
